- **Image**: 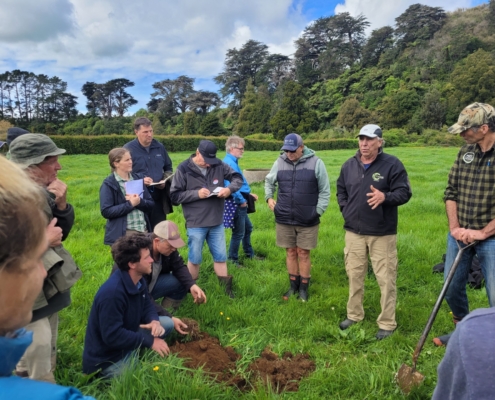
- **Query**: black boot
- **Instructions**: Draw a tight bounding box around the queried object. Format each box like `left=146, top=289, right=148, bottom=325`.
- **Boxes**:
left=218, top=275, right=234, bottom=299
left=299, top=277, right=310, bottom=302
left=283, top=274, right=300, bottom=300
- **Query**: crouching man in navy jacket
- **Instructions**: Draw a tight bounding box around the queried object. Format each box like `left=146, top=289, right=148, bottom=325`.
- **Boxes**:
left=82, top=234, right=187, bottom=378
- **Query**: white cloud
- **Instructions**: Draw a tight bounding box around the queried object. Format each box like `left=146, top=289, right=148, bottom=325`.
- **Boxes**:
left=0, top=0, right=75, bottom=42
left=0, top=0, right=485, bottom=111
left=334, top=0, right=475, bottom=31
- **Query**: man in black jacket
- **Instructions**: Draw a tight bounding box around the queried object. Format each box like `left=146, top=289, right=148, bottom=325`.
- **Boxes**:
left=170, top=140, right=243, bottom=298
left=337, top=124, right=411, bottom=340
left=148, top=221, right=206, bottom=311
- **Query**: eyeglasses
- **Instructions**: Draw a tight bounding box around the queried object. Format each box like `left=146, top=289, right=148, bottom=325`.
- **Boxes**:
left=236, top=147, right=245, bottom=151
left=284, top=149, right=297, bottom=153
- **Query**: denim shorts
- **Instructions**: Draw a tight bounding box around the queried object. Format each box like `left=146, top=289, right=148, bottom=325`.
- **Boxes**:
left=187, top=224, right=227, bottom=264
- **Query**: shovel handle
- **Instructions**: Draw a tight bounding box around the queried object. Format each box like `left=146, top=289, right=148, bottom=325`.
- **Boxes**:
left=411, top=240, right=478, bottom=369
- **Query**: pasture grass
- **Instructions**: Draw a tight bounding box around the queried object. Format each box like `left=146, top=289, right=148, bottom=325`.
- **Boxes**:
left=54, top=147, right=488, bottom=399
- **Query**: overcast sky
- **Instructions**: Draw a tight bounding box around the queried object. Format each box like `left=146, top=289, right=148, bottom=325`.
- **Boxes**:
left=0, top=0, right=487, bottom=113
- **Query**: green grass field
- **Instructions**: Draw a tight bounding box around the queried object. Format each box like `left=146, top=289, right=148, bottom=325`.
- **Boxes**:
left=53, top=147, right=489, bottom=399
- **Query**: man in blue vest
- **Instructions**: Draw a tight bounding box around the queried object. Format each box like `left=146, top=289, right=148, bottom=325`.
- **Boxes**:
left=265, top=133, right=330, bottom=302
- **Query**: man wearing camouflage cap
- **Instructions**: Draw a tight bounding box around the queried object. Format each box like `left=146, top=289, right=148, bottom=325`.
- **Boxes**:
left=434, top=103, right=495, bottom=346
left=9, top=134, right=82, bottom=382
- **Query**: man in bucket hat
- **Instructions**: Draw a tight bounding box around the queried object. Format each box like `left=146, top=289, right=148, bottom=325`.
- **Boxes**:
left=170, top=140, right=243, bottom=298
left=434, top=102, right=495, bottom=346
left=265, top=133, right=330, bottom=302
left=9, top=134, right=82, bottom=382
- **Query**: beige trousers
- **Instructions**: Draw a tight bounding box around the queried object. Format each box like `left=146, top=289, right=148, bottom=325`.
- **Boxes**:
left=16, top=313, right=58, bottom=383
left=344, top=231, right=398, bottom=330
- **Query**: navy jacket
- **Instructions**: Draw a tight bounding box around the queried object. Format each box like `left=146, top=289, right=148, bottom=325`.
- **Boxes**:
left=336, top=149, right=411, bottom=236
left=124, top=138, right=172, bottom=182
left=99, top=173, right=154, bottom=245
left=82, top=269, right=159, bottom=374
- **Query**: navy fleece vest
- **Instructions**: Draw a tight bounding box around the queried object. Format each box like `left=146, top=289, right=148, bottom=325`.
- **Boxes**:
left=275, top=155, right=319, bottom=227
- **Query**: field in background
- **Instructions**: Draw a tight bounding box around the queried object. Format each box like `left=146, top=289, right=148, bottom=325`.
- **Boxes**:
left=54, top=147, right=489, bottom=399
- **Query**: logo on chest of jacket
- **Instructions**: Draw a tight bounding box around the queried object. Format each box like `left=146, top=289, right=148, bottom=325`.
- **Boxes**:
left=463, top=152, right=475, bottom=164
left=372, top=172, right=384, bottom=182
left=213, top=179, right=219, bottom=185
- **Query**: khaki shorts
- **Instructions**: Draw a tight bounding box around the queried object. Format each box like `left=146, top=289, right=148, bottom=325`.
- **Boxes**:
left=276, top=223, right=319, bottom=250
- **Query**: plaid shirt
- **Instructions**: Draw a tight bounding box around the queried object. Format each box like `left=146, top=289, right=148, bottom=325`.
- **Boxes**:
left=444, top=143, right=495, bottom=230
left=114, top=172, right=147, bottom=232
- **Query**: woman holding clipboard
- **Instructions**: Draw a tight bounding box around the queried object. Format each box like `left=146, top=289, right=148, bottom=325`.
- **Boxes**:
left=99, top=147, right=154, bottom=245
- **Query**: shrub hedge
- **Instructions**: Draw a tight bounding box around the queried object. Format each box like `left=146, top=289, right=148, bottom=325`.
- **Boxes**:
left=48, top=135, right=360, bottom=155
left=47, top=129, right=457, bottom=155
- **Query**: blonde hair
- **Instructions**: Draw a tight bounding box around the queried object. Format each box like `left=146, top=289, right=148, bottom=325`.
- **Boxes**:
left=0, top=156, right=47, bottom=273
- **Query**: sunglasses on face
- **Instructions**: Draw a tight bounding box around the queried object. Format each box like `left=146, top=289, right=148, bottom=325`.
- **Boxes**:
left=284, top=149, right=297, bottom=153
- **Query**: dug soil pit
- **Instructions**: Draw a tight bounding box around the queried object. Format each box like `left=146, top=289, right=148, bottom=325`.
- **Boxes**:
left=170, top=319, right=316, bottom=393
left=248, top=347, right=316, bottom=393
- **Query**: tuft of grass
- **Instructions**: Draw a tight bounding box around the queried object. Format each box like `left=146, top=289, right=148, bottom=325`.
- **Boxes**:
left=53, top=147, right=487, bottom=399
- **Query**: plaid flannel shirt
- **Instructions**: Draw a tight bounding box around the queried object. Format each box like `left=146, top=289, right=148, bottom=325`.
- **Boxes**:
left=114, top=172, right=147, bottom=232
left=444, top=143, right=495, bottom=230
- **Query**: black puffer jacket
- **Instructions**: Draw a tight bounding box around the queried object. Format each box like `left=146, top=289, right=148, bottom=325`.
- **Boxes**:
left=336, top=149, right=412, bottom=236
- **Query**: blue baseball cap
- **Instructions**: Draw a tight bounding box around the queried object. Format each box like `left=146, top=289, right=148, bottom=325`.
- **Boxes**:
left=281, top=133, right=303, bottom=151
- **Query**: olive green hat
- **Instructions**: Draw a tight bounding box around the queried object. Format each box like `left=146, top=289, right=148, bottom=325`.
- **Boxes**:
left=9, top=133, right=66, bottom=167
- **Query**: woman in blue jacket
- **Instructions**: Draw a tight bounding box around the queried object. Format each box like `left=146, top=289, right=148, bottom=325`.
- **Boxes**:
left=100, top=148, right=154, bottom=245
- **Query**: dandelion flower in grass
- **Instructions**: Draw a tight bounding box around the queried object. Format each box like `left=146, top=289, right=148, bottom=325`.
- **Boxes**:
left=220, top=312, right=224, bottom=316
left=227, top=317, right=230, bottom=320
left=153, top=366, right=159, bottom=372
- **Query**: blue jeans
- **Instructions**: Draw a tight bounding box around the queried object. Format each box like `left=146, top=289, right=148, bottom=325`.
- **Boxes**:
left=444, top=233, right=495, bottom=319
left=150, top=273, right=187, bottom=301
left=228, top=206, right=254, bottom=262
left=100, top=316, right=174, bottom=378
left=187, top=224, right=227, bottom=264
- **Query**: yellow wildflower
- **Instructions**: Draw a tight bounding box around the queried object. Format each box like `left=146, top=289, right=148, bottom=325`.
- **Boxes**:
left=220, top=312, right=224, bottom=316
left=153, top=366, right=159, bottom=371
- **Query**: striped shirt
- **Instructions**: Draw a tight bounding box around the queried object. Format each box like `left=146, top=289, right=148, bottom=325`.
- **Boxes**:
left=444, top=143, right=495, bottom=231
left=114, top=172, right=147, bottom=233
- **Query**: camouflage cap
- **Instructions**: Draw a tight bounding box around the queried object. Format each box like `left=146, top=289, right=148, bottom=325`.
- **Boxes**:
left=9, top=133, right=66, bottom=167
left=448, top=102, right=495, bottom=134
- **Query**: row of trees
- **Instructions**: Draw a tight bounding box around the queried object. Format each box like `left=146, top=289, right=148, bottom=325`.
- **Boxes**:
left=0, top=70, right=77, bottom=129
left=2, top=2, right=493, bottom=137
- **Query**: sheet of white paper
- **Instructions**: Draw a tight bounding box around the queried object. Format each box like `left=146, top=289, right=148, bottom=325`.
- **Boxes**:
left=207, top=187, right=223, bottom=197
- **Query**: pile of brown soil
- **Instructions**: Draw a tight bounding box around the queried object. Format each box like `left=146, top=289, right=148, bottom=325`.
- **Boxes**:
left=170, top=319, right=315, bottom=393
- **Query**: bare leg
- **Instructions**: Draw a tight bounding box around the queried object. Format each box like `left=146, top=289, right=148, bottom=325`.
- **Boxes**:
left=286, top=247, right=299, bottom=275
left=214, top=261, right=228, bottom=277
left=188, top=261, right=200, bottom=280
left=297, top=248, right=311, bottom=278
